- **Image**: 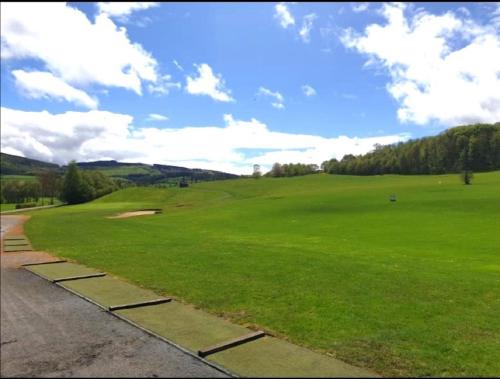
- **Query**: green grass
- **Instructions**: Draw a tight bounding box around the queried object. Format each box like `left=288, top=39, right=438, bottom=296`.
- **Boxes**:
left=0, top=203, right=18, bottom=212
left=89, top=165, right=159, bottom=177
left=24, top=172, right=500, bottom=377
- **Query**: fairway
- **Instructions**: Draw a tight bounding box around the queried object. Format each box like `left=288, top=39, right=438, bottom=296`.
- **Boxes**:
left=24, top=172, right=500, bottom=377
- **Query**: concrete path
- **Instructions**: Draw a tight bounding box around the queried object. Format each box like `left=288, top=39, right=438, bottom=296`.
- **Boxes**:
left=0, top=216, right=228, bottom=378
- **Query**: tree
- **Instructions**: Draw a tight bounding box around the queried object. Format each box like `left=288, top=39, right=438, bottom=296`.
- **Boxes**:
left=37, top=170, right=60, bottom=205
left=457, top=135, right=473, bottom=185
left=82, top=170, right=117, bottom=198
left=252, top=164, right=262, bottom=179
left=269, top=163, right=284, bottom=177
left=61, top=161, right=91, bottom=204
left=1, top=181, right=22, bottom=203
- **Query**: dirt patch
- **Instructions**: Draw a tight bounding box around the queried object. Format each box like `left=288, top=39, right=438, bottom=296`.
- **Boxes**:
left=108, top=211, right=158, bottom=219
left=0, top=250, right=60, bottom=268
left=1, top=215, right=30, bottom=237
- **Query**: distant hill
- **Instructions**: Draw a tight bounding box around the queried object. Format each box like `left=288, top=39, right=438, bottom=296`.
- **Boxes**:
left=76, top=160, right=239, bottom=184
left=0, top=153, right=61, bottom=175
left=0, top=153, right=239, bottom=184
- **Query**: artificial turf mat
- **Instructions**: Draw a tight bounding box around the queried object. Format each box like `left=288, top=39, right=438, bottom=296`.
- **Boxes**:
left=60, top=275, right=164, bottom=308
left=3, top=245, right=32, bottom=252
left=25, top=262, right=101, bottom=281
left=208, top=336, right=377, bottom=377
left=3, top=235, right=27, bottom=240
left=3, top=240, right=30, bottom=246
left=116, top=301, right=252, bottom=353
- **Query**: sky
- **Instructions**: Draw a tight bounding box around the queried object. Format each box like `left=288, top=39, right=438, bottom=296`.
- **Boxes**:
left=1, top=2, right=499, bottom=175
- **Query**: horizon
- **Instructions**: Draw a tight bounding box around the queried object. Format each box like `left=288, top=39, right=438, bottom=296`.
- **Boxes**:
left=1, top=2, right=499, bottom=175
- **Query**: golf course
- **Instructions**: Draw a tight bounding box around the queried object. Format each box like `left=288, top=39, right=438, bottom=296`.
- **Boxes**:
left=22, top=172, right=500, bottom=377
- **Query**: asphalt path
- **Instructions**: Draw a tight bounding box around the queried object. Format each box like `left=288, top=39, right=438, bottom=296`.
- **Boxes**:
left=0, top=216, right=228, bottom=377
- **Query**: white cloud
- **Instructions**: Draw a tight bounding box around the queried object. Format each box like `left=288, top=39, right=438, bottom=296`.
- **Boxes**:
left=299, top=13, right=317, bottom=43
left=456, top=6, right=470, bottom=17
left=96, top=2, right=158, bottom=18
left=302, top=84, right=316, bottom=97
left=1, top=108, right=409, bottom=175
left=1, top=146, right=25, bottom=157
left=185, top=64, right=234, bottom=102
left=147, top=113, right=168, bottom=121
left=340, top=3, right=500, bottom=126
left=275, top=3, right=295, bottom=29
left=148, top=74, right=181, bottom=95
left=257, top=87, right=285, bottom=109
left=12, top=70, right=98, bottom=109
left=173, top=59, right=184, bottom=71
left=0, top=107, right=133, bottom=163
left=352, top=3, right=370, bottom=13
left=1, top=2, right=159, bottom=95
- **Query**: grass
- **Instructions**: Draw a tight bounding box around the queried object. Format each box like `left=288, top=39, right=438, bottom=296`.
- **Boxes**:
left=87, top=165, right=159, bottom=177
left=24, top=172, right=500, bottom=377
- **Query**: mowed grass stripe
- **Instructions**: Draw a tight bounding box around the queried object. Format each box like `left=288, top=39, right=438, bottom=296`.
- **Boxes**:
left=24, top=172, right=500, bottom=377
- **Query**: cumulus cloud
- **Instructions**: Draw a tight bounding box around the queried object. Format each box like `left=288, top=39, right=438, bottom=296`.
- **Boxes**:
left=299, top=13, right=317, bottom=43
left=185, top=64, right=234, bottom=102
left=275, top=3, right=295, bottom=28
left=257, top=87, right=285, bottom=109
left=340, top=3, right=500, bottom=126
left=1, top=2, right=159, bottom=95
left=12, top=70, right=98, bottom=109
left=1, top=107, right=409, bottom=175
left=302, top=84, right=316, bottom=97
left=147, top=113, right=168, bottom=121
left=0, top=107, right=133, bottom=163
left=97, top=2, right=158, bottom=18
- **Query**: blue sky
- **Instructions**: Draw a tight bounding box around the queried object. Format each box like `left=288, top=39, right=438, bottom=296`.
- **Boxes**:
left=1, top=2, right=499, bottom=174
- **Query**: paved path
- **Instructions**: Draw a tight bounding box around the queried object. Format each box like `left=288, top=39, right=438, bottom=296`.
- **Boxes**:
left=0, top=216, right=228, bottom=378
left=0, top=203, right=61, bottom=215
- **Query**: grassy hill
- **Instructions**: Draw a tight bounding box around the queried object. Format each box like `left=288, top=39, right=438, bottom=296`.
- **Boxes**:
left=76, top=160, right=238, bottom=185
left=23, top=172, right=500, bottom=377
left=0, top=153, right=239, bottom=185
left=0, top=152, right=61, bottom=175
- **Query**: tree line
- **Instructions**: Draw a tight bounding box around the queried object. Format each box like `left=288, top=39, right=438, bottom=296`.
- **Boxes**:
left=265, top=163, right=320, bottom=177
left=1, top=171, right=61, bottom=205
left=321, top=123, right=500, bottom=176
left=61, top=161, right=119, bottom=204
left=1, top=161, right=120, bottom=206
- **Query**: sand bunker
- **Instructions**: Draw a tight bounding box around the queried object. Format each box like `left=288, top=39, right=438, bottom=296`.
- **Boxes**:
left=108, top=211, right=158, bottom=219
